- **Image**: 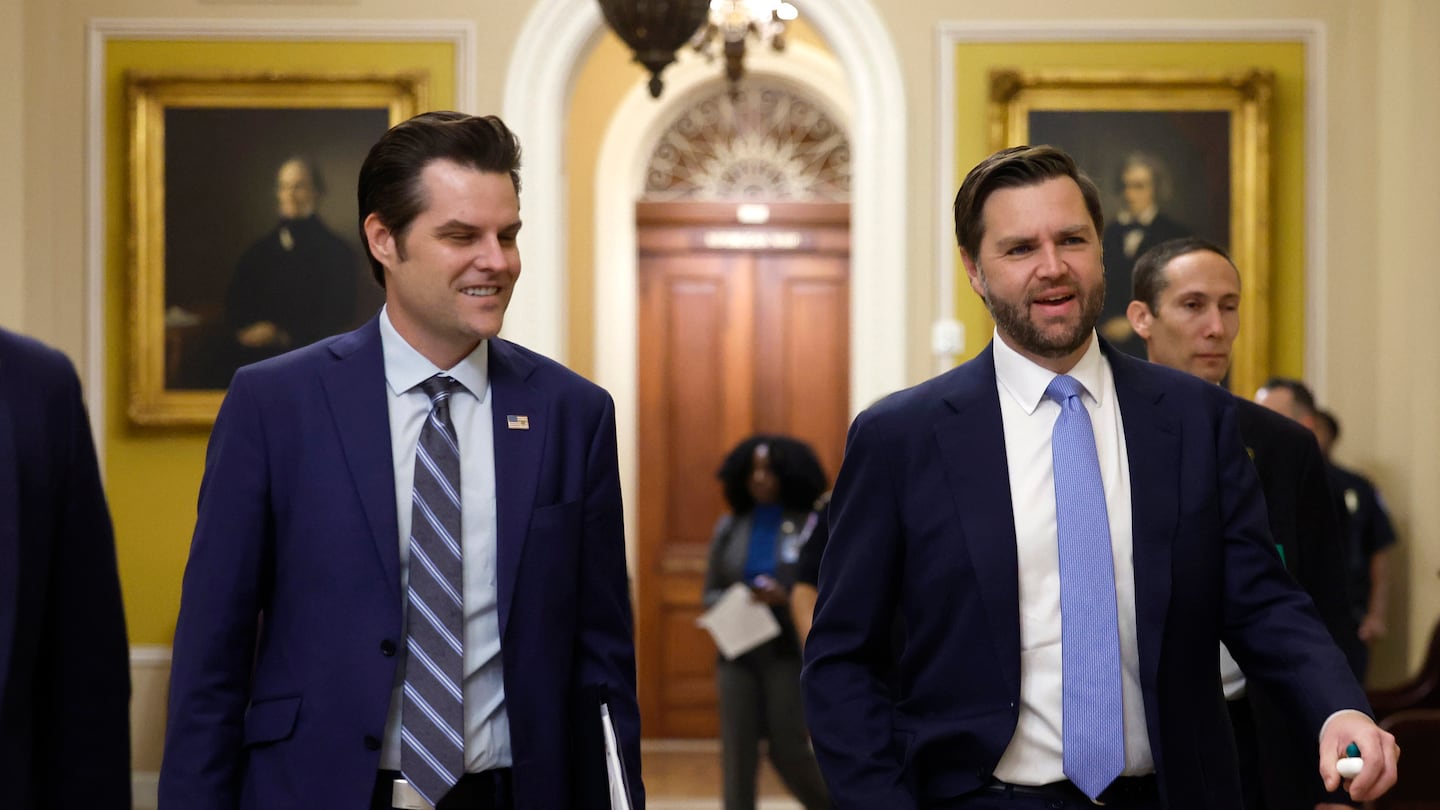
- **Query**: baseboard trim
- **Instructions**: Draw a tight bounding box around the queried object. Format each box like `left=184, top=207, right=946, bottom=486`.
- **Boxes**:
left=130, top=643, right=172, bottom=666
left=132, top=771, right=158, bottom=809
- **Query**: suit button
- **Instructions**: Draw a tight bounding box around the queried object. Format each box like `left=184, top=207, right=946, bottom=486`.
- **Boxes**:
left=380, top=639, right=396, bottom=656
left=364, top=735, right=381, bottom=751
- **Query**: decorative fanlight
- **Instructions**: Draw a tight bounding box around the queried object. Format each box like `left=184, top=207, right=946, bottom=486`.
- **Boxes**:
left=596, top=0, right=713, bottom=98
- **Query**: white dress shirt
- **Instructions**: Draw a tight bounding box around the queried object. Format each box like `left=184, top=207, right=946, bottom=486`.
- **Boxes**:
left=378, top=307, right=512, bottom=773
left=989, top=331, right=1155, bottom=784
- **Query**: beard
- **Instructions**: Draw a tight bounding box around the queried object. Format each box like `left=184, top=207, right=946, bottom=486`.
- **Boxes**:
left=979, top=269, right=1105, bottom=360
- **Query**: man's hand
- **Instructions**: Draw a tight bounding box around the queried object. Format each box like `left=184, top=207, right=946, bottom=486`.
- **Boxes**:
left=1318, top=711, right=1400, bottom=801
left=748, top=575, right=789, bottom=607
left=1358, top=612, right=1387, bottom=643
left=236, top=321, right=288, bottom=348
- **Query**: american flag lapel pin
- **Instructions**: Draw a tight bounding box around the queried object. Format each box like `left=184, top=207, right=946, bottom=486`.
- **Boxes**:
left=506, top=414, right=530, bottom=430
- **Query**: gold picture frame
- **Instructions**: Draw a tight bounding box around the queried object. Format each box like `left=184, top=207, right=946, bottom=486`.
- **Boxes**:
left=127, top=72, right=427, bottom=426
left=988, top=69, right=1273, bottom=396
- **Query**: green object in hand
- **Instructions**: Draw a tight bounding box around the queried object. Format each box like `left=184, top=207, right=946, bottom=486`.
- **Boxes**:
left=1346, top=742, right=1361, bottom=758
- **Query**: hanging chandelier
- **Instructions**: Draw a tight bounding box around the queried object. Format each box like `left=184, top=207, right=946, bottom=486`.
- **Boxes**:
left=690, top=1, right=799, bottom=89
left=596, top=0, right=712, bottom=99
left=597, top=0, right=799, bottom=98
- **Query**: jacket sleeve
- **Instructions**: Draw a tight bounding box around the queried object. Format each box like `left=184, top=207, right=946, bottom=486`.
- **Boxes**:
left=572, top=393, right=645, bottom=809
left=702, top=514, right=737, bottom=609
left=1215, top=397, right=1370, bottom=735
left=159, top=369, right=273, bottom=810
left=801, top=412, right=916, bottom=810
left=39, top=355, right=132, bottom=809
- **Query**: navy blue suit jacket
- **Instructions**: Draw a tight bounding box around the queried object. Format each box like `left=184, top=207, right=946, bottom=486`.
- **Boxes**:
left=160, top=318, right=643, bottom=809
left=0, top=329, right=130, bottom=809
left=801, top=340, right=1367, bottom=809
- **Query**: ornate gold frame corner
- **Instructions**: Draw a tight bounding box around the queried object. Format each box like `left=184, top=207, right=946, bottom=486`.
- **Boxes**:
left=126, top=71, right=427, bottom=426
left=987, top=69, right=1274, bottom=396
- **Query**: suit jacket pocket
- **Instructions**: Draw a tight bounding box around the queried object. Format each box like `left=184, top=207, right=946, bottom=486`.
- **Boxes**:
left=243, top=695, right=301, bottom=746
left=530, top=499, right=581, bottom=536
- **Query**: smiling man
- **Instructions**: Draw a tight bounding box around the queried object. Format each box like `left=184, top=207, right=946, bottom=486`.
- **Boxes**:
left=161, top=112, right=643, bottom=810
left=801, top=145, right=1397, bottom=810
left=1127, top=238, right=1363, bottom=810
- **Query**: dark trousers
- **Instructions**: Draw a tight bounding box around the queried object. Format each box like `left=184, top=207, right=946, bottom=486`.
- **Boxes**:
left=716, top=638, right=831, bottom=810
left=371, top=769, right=514, bottom=810
left=935, top=778, right=1161, bottom=809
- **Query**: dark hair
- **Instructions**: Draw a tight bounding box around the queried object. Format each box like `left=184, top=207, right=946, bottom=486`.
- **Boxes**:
left=279, top=155, right=326, bottom=196
left=357, top=111, right=523, bottom=286
left=1260, top=376, right=1317, bottom=416
left=953, top=145, right=1104, bottom=261
left=716, top=434, right=828, bottom=514
left=1315, top=408, right=1340, bottom=441
left=1131, top=237, right=1237, bottom=312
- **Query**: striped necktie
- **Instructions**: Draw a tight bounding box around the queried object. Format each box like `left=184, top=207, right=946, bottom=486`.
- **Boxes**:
left=1046, top=374, right=1125, bottom=801
left=402, top=375, right=466, bottom=806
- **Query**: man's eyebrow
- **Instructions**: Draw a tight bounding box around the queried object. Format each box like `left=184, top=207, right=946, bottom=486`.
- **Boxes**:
left=433, top=220, right=478, bottom=233
left=992, top=234, right=1034, bottom=251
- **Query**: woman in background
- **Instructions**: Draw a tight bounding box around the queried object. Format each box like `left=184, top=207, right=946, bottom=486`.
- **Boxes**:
left=703, top=435, right=831, bottom=810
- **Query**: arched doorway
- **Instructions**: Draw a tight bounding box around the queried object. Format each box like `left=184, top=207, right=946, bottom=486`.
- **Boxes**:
left=502, top=0, right=907, bottom=738
left=633, top=79, right=851, bottom=736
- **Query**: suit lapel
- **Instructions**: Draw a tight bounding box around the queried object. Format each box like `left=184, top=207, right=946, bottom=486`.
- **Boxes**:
left=488, top=339, right=546, bottom=639
left=319, top=319, right=402, bottom=599
left=0, top=374, right=18, bottom=703
left=1107, top=346, right=1180, bottom=690
left=934, top=346, right=1022, bottom=688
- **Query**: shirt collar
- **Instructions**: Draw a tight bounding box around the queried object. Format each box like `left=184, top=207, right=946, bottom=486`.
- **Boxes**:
left=992, top=328, right=1106, bottom=415
left=1116, top=206, right=1158, bottom=227
left=379, top=305, right=490, bottom=402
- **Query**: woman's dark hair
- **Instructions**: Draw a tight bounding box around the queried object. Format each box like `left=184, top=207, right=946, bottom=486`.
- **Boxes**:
left=716, top=434, right=828, bottom=514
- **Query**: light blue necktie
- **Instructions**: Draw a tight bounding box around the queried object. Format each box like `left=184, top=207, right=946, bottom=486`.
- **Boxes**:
left=402, top=375, right=466, bottom=806
left=1046, top=374, right=1125, bottom=801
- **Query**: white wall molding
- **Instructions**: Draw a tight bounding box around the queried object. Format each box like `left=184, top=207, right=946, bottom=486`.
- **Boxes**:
left=85, top=18, right=478, bottom=458
left=934, top=20, right=1326, bottom=388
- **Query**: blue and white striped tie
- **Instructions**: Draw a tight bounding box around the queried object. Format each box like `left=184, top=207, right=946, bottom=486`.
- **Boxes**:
left=1046, top=374, right=1125, bottom=802
left=402, top=375, right=466, bottom=806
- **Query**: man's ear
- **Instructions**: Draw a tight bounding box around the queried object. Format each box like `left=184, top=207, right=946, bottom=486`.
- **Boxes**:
left=363, top=213, right=396, bottom=268
left=961, top=250, right=985, bottom=299
left=1126, top=299, right=1155, bottom=340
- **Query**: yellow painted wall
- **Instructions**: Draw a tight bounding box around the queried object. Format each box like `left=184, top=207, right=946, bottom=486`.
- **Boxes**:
left=950, top=42, right=1306, bottom=377
left=566, top=31, right=637, bottom=379
left=103, top=40, right=456, bottom=646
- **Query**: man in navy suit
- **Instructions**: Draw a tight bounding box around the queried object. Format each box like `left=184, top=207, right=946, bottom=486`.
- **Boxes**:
left=1125, top=238, right=1361, bottom=809
left=161, top=112, right=642, bottom=810
left=0, top=328, right=130, bottom=809
left=801, top=145, right=1398, bottom=809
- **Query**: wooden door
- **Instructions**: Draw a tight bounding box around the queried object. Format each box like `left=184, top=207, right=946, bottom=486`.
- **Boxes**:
left=635, top=201, right=850, bottom=738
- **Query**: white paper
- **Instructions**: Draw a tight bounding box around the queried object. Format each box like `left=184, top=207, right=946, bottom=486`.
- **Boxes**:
left=696, top=582, right=782, bottom=659
left=600, top=701, right=633, bottom=810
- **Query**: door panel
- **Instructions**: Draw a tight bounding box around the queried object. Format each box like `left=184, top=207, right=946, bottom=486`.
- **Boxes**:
left=636, top=202, right=849, bottom=738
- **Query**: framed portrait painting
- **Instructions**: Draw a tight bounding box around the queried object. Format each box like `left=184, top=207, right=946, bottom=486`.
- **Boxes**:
left=127, top=71, right=427, bottom=425
left=988, top=69, right=1273, bottom=396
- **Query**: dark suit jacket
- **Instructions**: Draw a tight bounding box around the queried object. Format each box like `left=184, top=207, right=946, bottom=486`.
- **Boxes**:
left=1100, top=212, right=1191, bottom=356
left=1326, top=462, right=1397, bottom=620
left=160, top=317, right=643, bottom=810
left=801, top=340, right=1367, bottom=810
left=0, top=329, right=131, bottom=809
left=1233, top=397, right=1359, bottom=808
